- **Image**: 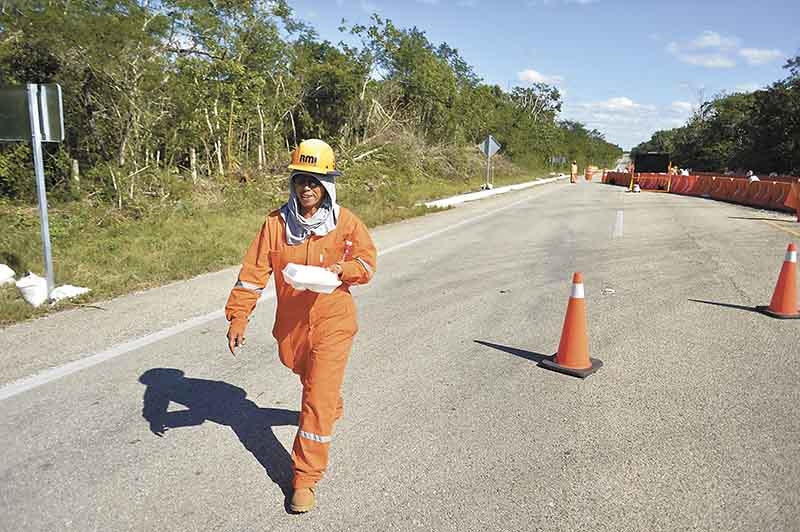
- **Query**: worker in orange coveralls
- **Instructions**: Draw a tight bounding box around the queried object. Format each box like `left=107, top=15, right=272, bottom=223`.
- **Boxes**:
left=570, top=160, right=578, bottom=183
left=225, top=139, right=377, bottom=513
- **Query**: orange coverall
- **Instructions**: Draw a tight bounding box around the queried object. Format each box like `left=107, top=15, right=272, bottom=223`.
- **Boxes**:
left=225, top=207, right=377, bottom=488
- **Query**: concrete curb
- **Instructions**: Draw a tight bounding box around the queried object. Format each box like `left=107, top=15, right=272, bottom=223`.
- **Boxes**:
left=423, top=174, right=569, bottom=209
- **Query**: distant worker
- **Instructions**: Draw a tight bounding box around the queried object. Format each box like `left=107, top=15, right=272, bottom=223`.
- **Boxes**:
left=680, top=168, right=690, bottom=176
left=225, top=139, right=377, bottom=513
left=668, top=163, right=678, bottom=175
left=747, top=170, right=760, bottom=182
left=570, top=160, right=578, bottom=184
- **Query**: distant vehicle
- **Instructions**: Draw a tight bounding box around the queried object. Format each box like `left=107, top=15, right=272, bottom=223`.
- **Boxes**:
left=633, top=151, right=670, bottom=173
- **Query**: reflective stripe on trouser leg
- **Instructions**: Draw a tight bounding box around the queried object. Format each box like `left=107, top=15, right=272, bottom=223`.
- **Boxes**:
left=292, top=332, right=354, bottom=489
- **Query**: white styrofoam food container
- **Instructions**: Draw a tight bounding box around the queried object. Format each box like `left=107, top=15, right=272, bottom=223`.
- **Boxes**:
left=282, top=263, right=342, bottom=294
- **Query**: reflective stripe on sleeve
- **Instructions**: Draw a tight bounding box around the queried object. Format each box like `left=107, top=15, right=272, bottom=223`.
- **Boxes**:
left=298, top=430, right=331, bottom=443
left=235, top=280, right=264, bottom=293
left=355, top=257, right=373, bottom=277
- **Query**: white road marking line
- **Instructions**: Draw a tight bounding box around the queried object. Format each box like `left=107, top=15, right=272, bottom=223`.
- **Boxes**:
left=0, top=183, right=556, bottom=401
left=612, top=210, right=624, bottom=238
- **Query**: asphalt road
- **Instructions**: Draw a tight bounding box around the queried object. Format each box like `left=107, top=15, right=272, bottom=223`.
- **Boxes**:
left=2, top=181, right=799, bottom=531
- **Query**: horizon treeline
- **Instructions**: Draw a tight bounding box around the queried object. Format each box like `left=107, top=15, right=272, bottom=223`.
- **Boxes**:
left=0, top=0, right=622, bottom=202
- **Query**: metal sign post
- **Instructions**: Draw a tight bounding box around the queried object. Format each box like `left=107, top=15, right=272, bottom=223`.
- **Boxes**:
left=27, top=84, right=55, bottom=295
left=480, top=135, right=501, bottom=190
left=1, top=83, right=64, bottom=298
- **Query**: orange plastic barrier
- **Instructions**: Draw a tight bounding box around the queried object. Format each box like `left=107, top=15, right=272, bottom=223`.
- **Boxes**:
left=756, top=182, right=780, bottom=208
left=707, top=177, right=725, bottom=200
left=718, top=179, right=739, bottom=202
left=672, top=175, right=699, bottom=195
left=638, top=176, right=654, bottom=189
left=785, top=182, right=800, bottom=221
left=671, top=175, right=686, bottom=194
left=709, top=177, right=721, bottom=196
left=731, top=180, right=750, bottom=204
left=685, top=175, right=699, bottom=194
left=689, top=176, right=713, bottom=197
left=603, top=172, right=800, bottom=215
left=669, top=175, right=685, bottom=193
left=602, top=168, right=799, bottom=217
left=748, top=181, right=771, bottom=207
left=767, top=182, right=792, bottom=211
left=633, top=174, right=671, bottom=191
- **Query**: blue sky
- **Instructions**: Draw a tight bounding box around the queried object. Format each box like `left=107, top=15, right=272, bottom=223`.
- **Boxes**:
left=287, top=0, right=799, bottom=149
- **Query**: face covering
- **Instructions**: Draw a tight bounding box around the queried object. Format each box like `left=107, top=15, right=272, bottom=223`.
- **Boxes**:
left=280, top=171, right=341, bottom=246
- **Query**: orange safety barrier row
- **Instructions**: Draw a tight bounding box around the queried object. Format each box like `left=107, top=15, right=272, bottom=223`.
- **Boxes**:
left=691, top=171, right=799, bottom=184
left=604, top=172, right=631, bottom=186
left=602, top=171, right=800, bottom=216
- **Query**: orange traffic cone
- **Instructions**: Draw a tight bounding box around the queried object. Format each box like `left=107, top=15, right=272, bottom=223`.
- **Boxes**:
left=757, top=243, right=799, bottom=319
left=540, top=272, right=603, bottom=378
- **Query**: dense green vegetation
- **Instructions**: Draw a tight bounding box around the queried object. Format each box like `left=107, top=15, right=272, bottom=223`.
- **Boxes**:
left=0, top=0, right=621, bottom=324
left=634, top=56, right=800, bottom=174
left=0, top=1, right=620, bottom=202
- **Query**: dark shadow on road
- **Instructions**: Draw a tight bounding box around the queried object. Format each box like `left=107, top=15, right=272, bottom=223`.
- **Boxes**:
left=728, top=216, right=795, bottom=222
left=688, top=299, right=760, bottom=314
left=138, top=368, right=298, bottom=499
left=474, top=340, right=550, bottom=363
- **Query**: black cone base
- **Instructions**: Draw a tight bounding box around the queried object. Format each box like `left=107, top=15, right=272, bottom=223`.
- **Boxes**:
left=539, top=354, right=603, bottom=379
left=755, top=306, right=800, bottom=319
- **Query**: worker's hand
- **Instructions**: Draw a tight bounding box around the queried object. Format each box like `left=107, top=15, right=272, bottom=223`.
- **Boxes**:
left=227, top=320, right=247, bottom=356
left=327, top=263, right=344, bottom=278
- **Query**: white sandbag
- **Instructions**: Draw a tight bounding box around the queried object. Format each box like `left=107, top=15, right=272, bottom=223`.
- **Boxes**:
left=282, top=263, right=341, bottom=294
left=0, top=264, right=15, bottom=286
left=50, top=284, right=90, bottom=303
left=16, top=273, right=48, bottom=307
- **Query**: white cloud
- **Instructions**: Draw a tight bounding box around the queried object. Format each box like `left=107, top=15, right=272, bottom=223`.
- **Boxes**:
left=667, top=32, right=784, bottom=70
left=562, top=96, right=695, bottom=149
left=681, top=54, right=736, bottom=68
left=688, top=30, right=739, bottom=51
left=734, top=82, right=764, bottom=93
left=517, top=68, right=564, bottom=85
left=739, top=48, right=783, bottom=65
left=667, top=31, right=739, bottom=68
left=671, top=101, right=693, bottom=114
left=577, top=96, right=656, bottom=113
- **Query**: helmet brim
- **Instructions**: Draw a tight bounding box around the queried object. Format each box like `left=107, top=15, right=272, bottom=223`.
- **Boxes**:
left=288, top=163, right=341, bottom=176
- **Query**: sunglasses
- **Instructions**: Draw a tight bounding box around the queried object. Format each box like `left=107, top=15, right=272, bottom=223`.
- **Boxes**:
left=292, top=174, right=322, bottom=188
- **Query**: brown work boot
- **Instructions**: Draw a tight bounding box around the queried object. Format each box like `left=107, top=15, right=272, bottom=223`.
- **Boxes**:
left=290, top=487, right=316, bottom=513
